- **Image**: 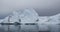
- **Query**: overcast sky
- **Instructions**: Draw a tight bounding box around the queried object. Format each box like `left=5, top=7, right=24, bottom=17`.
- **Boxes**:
left=0, top=0, right=60, bottom=16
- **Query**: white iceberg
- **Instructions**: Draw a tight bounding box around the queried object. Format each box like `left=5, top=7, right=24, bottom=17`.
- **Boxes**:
left=0, top=8, right=60, bottom=32
left=0, top=8, right=39, bottom=32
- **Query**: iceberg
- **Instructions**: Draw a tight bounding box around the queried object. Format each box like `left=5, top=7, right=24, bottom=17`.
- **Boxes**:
left=0, top=8, right=39, bottom=23
left=38, top=14, right=60, bottom=32
left=0, top=8, right=39, bottom=32
left=0, top=8, right=60, bottom=32
left=47, top=14, right=60, bottom=32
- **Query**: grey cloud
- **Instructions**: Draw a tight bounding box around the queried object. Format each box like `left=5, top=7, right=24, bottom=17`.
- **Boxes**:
left=0, top=0, right=60, bottom=16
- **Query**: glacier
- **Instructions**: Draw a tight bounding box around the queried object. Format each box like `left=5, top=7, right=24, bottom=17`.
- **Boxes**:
left=0, top=8, right=60, bottom=32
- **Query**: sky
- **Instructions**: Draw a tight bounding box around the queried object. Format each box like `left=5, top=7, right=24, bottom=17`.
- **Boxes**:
left=0, top=0, right=60, bottom=16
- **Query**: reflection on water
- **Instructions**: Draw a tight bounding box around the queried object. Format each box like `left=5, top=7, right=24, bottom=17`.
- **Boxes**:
left=0, top=25, right=21, bottom=32
left=0, top=25, right=60, bottom=32
left=0, top=25, right=39, bottom=32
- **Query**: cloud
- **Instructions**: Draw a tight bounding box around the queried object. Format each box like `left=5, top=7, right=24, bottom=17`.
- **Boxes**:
left=0, top=0, right=60, bottom=16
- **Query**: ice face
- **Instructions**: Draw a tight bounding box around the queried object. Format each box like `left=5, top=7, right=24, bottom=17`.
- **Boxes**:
left=19, top=9, right=39, bottom=23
